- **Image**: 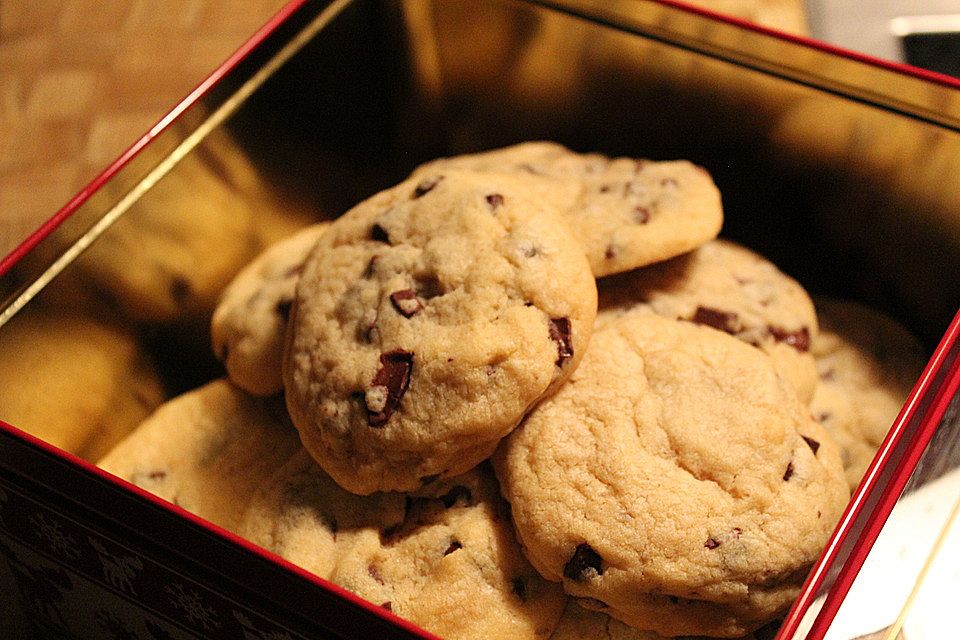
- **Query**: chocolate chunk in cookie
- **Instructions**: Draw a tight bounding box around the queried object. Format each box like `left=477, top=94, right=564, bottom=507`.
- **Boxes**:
left=284, top=170, right=596, bottom=494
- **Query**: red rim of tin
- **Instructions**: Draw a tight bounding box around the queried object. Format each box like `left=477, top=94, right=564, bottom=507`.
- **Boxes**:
left=779, top=308, right=960, bottom=639
left=1, top=2, right=959, bottom=638
left=653, top=0, right=960, bottom=90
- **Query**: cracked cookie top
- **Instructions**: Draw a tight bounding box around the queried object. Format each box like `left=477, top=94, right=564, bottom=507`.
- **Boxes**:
left=494, top=314, right=848, bottom=638
left=596, top=239, right=819, bottom=403
left=98, top=379, right=300, bottom=533
left=414, top=141, right=723, bottom=277
left=283, top=170, right=596, bottom=494
left=239, top=453, right=565, bottom=640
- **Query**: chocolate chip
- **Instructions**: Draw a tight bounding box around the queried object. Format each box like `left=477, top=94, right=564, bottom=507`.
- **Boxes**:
left=549, top=317, right=574, bottom=367
left=390, top=290, right=422, bottom=318
left=704, top=537, right=720, bottom=549
left=414, top=274, right=443, bottom=299
left=275, top=298, right=293, bottom=321
left=563, top=543, right=603, bottom=582
left=691, top=306, right=739, bottom=334
left=485, top=193, right=504, bottom=209
left=732, top=527, right=742, bottom=537
left=783, top=461, right=795, bottom=481
left=633, top=206, right=651, bottom=224
left=367, top=350, right=414, bottom=426
left=604, top=245, right=617, bottom=260
left=170, top=276, right=191, bottom=303
left=412, top=176, right=442, bottom=198
left=368, top=564, right=385, bottom=585
left=443, top=540, right=462, bottom=556
left=370, top=224, right=390, bottom=243
left=769, top=326, right=811, bottom=352
left=511, top=577, right=527, bottom=601
left=814, top=411, right=831, bottom=423
left=440, top=485, right=472, bottom=508
left=802, top=436, right=821, bottom=455
left=381, top=602, right=392, bottom=612
left=599, top=184, right=612, bottom=193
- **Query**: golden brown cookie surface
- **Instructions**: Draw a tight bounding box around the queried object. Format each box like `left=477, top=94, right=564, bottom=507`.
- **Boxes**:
left=239, top=454, right=565, bottom=640
left=284, top=170, right=596, bottom=494
left=415, top=142, right=723, bottom=277
left=810, top=298, right=927, bottom=490
left=495, top=314, right=848, bottom=637
left=597, top=239, right=819, bottom=403
left=98, top=380, right=300, bottom=533
left=211, top=223, right=329, bottom=396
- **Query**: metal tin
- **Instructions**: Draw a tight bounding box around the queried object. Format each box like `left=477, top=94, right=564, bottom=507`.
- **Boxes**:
left=1, top=1, right=959, bottom=638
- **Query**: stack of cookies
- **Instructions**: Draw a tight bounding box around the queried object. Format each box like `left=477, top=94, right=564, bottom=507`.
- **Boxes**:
left=98, top=142, right=926, bottom=639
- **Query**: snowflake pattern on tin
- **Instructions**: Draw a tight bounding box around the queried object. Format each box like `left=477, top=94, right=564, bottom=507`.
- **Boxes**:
left=30, top=512, right=80, bottom=559
left=166, top=582, right=220, bottom=631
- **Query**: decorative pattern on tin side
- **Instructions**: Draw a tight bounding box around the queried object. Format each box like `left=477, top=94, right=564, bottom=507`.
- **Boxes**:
left=0, top=475, right=310, bottom=640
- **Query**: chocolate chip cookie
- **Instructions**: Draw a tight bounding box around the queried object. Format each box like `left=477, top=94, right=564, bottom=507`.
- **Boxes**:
left=414, top=141, right=723, bottom=277
left=810, top=298, right=926, bottom=490
left=211, top=223, right=329, bottom=396
left=98, top=380, right=301, bottom=533
left=596, top=239, right=819, bottom=403
left=494, top=314, right=848, bottom=638
left=238, top=449, right=400, bottom=581
left=239, top=454, right=565, bottom=640
left=284, top=169, right=597, bottom=494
